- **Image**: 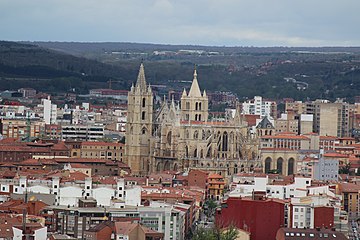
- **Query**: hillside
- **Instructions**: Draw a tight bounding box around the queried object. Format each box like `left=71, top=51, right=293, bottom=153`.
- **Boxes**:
left=1, top=41, right=360, bottom=102
left=0, top=41, right=136, bottom=93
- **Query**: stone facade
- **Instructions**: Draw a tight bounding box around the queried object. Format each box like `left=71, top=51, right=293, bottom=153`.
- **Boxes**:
left=125, top=64, right=260, bottom=177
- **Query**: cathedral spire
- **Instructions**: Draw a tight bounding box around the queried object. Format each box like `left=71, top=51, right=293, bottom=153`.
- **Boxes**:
left=188, top=67, right=202, bottom=97
left=182, top=88, right=187, bottom=97
left=135, top=62, right=147, bottom=91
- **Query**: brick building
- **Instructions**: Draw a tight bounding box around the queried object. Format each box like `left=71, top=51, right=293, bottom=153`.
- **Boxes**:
left=216, top=196, right=289, bottom=240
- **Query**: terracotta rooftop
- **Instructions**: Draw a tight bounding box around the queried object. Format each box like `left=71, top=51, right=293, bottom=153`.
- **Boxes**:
left=320, top=136, right=338, bottom=140
left=81, top=141, right=123, bottom=147
left=323, top=153, right=348, bottom=158
left=208, top=173, right=223, bottom=179
left=338, top=182, right=360, bottom=193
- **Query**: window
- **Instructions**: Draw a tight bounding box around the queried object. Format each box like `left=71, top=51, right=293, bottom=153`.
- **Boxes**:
left=142, top=111, right=146, bottom=120
left=142, top=98, right=146, bottom=107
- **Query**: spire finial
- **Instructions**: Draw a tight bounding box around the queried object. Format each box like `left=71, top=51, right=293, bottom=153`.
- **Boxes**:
left=193, top=64, right=197, bottom=79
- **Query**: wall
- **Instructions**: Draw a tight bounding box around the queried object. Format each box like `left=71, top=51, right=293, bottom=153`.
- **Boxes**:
left=216, top=197, right=286, bottom=240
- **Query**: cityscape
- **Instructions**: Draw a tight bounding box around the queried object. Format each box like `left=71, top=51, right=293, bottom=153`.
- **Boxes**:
left=1, top=1, right=360, bottom=240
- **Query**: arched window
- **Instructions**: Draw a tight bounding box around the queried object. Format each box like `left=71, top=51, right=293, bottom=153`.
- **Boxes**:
left=265, top=157, right=272, bottom=173
left=277, top=158, right=283, bottom=175
left=142, top=127, right=147, bottom=135
left=194, top=149, right=198, bottom=158
left=167, top=131, right=172, bottom=144
left=195, top=114, right=198, bottom=121
left=141, top=111, right=145, bottom=120
left=199, top=102, right=202, bottom=110
left=234, top=164, right=238, bottom=174
left=195, top=102, right=199, bottom=110
left=222, top=132, right=228, bottom=151
left=198, top=114, right=201, bottom=121
left=186, top=102, right=190, bottom=109
left=142, top=98, right=146, bottom=107
left=194, top=130, right=198, bottom=139
left=288, top=158, right=295, bottom=175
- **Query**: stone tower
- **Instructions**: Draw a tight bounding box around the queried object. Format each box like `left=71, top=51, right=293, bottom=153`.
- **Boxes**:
left=181, top=69, right=208, bottom=122
left=125, top=63, right=153, bottom=176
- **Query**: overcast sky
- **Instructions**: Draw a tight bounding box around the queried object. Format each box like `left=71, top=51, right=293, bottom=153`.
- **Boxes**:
left=1, top=0, right=359, bottom=47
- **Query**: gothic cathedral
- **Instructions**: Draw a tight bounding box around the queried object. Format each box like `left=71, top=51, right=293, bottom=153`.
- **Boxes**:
left=125, top=63, right=261, bottom=177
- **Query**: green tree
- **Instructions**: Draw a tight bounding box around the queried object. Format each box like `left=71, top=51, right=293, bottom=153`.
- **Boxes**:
left=192, top=228, right=216, bottom=240
left=204, top=199, right=218, bottom=219
left=339, top=163, right=351, bottom=174
left=192, top=225, right=238, bottom=240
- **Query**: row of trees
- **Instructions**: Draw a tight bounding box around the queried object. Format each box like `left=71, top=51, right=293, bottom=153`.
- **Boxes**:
left=192, top=225, right=238, bottom=240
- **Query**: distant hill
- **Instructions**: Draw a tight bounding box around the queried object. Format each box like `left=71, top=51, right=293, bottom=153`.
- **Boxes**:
left=31, top=41, right=360, bottom=55
left=0, top=41, right=137, bottom=93
left=1, top=41, right=360, bottom=102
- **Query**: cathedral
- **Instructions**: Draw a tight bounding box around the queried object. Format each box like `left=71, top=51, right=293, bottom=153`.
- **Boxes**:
left=125, top=63, right=261, bottom=177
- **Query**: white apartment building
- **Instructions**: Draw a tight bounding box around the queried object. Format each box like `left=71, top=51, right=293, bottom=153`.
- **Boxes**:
left=242, top=96, right=277, bottom=118
left=0, top=176, right=141, bottom=208
left=230, top=175, right=335, bottom=200
left=42, top=98, right=57, bottom=124
left=139, top=201, right=185, bottom=240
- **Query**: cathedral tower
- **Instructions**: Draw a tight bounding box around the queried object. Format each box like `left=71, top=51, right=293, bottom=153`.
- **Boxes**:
left=181, top=69, right=208, bottom=122
left=125, top=63, right=153, bottom=176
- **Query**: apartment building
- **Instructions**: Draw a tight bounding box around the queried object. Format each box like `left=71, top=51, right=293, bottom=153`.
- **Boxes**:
left=80, top=141, right=124, bottom=161
left=242, top=96, right=277, bottom=118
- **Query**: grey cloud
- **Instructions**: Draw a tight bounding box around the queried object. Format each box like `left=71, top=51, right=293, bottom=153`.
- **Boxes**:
left=0, top=0, right=359, bottom=46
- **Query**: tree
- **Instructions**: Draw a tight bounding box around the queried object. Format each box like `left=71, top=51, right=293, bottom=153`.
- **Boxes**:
left=192, top=228, right=216, bottom=240
left=218, top=225, right=239, bottom=240
left=204, top=199, right=218, bottom=219
left=339, top=163, right=351, bottom=174
left=192, top=225, right=238, bottom=240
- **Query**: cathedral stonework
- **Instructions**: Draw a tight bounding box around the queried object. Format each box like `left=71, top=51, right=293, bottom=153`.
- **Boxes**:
left=125, top=64, right=261, bottom=177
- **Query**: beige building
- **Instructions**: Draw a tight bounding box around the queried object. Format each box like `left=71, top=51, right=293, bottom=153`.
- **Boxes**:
left=261, top=148, right=299, bottom=175
left=80, top=141, right=124, bottom=161
left=125, top=64, right=260, bottom=177
left=285, top=101, right=306, bottom=115
left=311, top=100, right=351, bottom=137
left=0, top=119, right=44, bottom=139
left=275, top=113, right=299, bottom=134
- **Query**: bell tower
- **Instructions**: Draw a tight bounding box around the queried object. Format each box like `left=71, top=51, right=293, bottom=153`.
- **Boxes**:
left=181, top=68, right=208, bottom=122
left=125, top=63, right=153, bottom=176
